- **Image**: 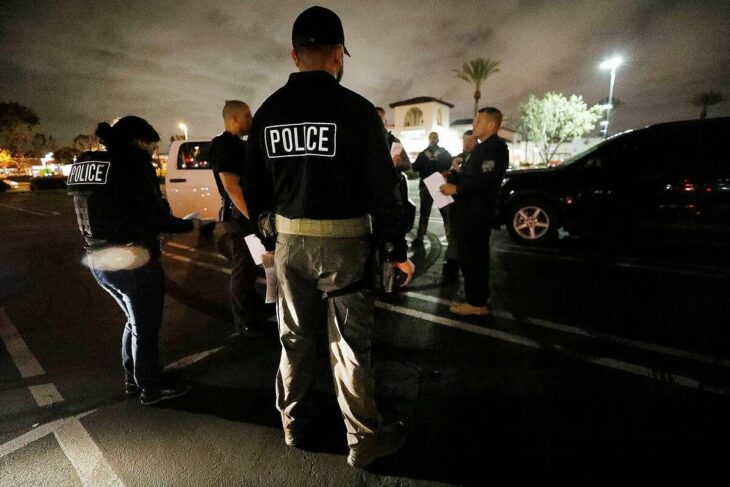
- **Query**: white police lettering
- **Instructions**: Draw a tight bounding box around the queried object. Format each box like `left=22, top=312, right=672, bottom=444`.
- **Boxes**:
left=265, top=123, right=337, bottom=158
left=66, top=161, right=110, bottom=185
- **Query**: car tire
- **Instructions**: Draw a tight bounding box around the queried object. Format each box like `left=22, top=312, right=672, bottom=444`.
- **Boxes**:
left=505, top=198, right=559, bottom=245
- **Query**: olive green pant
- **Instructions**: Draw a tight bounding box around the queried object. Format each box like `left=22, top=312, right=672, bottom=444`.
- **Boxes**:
left=274, top=233, right=378, bottom=448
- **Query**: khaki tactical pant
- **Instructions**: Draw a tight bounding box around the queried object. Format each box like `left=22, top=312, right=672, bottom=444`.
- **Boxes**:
left=274, top=233, right=378, bottom=448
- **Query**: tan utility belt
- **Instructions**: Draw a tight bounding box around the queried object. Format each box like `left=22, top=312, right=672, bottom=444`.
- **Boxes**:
left=275, top=215, right=371, bottom=237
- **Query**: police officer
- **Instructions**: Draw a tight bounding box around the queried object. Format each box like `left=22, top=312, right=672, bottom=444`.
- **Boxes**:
left=244, top=6, right=414, bottom=469
left=375, top=106, right=411, bottom=173
left=440, top=108, right=508, bottom=316
left=441, top=129, right=478, bottom=283
left=209, top=100, right=266, bottom=339
left=412, top=131, right=452, bottom=245
left=67, top=116, right=193, bottom=405
left=376, top=106, right=416, bottom=233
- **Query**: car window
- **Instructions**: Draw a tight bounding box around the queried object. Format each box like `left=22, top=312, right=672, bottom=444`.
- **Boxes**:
left=696, top=122, right=730, bottom=177
left=177, top=142, right=212, bottom=170
left=562, top=144, right=604, bottom=168
left=602, top=129, right=691, bottom=178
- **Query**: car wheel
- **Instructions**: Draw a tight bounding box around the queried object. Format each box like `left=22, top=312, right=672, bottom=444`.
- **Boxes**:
left=506, top=199, right=558, bottom=244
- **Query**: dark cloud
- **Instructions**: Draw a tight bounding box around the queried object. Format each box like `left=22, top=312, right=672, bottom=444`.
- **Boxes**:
left=0, top=0, right=728, bottom=145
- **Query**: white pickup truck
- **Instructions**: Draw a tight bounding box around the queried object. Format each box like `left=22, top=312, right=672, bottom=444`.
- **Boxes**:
left=165, top=139, right=220, bottom=225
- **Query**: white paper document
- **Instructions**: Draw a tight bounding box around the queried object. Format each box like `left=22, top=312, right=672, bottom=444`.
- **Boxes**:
left=390, top=142, right=403, bottom=158
left=244, top=234, right=267, bottom=266
left=423, top=172, right=453, bottom=209
left=261, top=252, right=277, bottom=304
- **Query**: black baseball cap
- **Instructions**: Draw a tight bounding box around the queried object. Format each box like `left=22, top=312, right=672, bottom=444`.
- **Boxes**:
left=292, top=6, right=350, bottom=56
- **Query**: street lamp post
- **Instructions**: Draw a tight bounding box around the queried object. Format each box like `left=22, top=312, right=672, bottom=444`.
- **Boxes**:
left=599, top=56, right=622, bottom=139
left=178, top=122, right=188, bottom=140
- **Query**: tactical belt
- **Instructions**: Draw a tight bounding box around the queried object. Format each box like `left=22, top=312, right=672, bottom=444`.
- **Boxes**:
left=275, top=215, right=371, bottom=237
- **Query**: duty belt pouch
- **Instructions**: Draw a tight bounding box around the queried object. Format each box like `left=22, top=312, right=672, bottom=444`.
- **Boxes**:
left=258, top=212, right=277, bottom=250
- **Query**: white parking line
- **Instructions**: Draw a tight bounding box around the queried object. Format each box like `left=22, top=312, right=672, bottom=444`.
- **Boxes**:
left=403, top=291, right=730, bottom=369
left=162, top=251, right=231, bottom=275
left=376, top=301, right=542, bottom=349
left=28, top=383, right=65, bottom=407
left=0, top=204, right=60, bottom=216
left=0, top=410, right=95, bottom=458
left=164, top=347, right=225, bottom=371
left=376, top=300, right=729, bottom=397
left=54, top=418, right=126, bottom=486
left=0, top=308, right=45, bottom=378
left=166, top=242, right=227, bottom=261
left=163, top=248, right=729, bottom=396
left=494, top=246, right=728, bottom=279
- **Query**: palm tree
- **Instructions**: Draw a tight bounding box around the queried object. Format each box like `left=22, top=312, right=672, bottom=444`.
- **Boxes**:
left=454, top=58, right=501, bottom=118
left=691, top=91, right=725, bottom=119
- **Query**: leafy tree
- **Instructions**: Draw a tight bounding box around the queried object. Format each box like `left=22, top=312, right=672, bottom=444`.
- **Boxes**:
left=29, top=133, right=58, bottom=158
left=690, top=91, right=725, bottom=119
left=0, top=149, right=12, bottom=167
left=73, top=134, right=102, bottom=152
left=0, top=102, right=41, bottom=157
left=519, top=92, right=603, bottom=165
left=454, top=58, right=501, bottom=118
left=53, top=146, right=81, bottom=165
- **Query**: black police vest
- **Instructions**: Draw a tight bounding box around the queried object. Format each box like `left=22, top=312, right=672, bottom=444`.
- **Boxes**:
left=67, top=151, right=152, bottom=249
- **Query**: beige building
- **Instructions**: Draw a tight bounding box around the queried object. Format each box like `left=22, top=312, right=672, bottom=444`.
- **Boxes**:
left=384, top=97, right=601, bottom=169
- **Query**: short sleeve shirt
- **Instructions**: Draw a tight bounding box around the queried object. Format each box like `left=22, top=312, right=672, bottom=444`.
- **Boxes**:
left=209, top=131, right=245, bottom=197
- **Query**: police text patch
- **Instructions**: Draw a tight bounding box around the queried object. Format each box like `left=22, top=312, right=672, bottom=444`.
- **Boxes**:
left=481, top=160, right=496, bottom=173
left=67, top=161, right=110, bottom=185
left=264, top=123, right=337, bottom=158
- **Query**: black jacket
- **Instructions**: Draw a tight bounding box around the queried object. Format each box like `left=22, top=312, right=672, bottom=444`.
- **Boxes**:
left=244, top=71, right=408, bottom=261
left=455, top=135, right=509, bottom=221
left=67, top=149, right=192, bottom=253
left=413, top=144, right=452, bottom=181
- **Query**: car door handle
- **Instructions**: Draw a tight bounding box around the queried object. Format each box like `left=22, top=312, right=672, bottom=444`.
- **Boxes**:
left=169, top=178, right=187, bottom=183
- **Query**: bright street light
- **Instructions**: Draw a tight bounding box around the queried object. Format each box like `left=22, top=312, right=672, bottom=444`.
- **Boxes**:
left=178, top=122, right=188, bottom=140
left=599, top=56, right=622, bottom=71
left=599, top=56, right=622, bottom=139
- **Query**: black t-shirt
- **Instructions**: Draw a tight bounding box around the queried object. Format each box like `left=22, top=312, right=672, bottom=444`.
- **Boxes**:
left=209, top=131, right=246, bottom=221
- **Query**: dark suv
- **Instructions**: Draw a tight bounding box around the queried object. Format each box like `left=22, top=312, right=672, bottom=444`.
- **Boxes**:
left=498, top=117, right=729, bottom=244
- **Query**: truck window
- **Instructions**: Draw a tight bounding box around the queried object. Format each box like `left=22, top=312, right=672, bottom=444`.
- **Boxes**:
left=177, top=142, right=212, bottom=170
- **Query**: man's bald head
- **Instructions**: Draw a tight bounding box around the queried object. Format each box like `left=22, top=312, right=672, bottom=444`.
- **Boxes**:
left=223, top=100, right=249, bottom=120
left=222, top=100, right=252, bottom=136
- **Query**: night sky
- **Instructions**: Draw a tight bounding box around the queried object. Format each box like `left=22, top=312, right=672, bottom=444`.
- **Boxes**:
left=1, top=0, right=728, bottom=147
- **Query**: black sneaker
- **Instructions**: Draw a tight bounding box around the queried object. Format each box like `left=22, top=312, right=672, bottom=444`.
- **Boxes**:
left=124, top=372, right=141, bottom=397
left=140, top=384, right=192, bottom=406
left=125, top=381, right=141, bottom=397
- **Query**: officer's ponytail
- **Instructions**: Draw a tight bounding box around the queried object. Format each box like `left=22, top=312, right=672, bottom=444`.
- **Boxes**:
left=95, top=116, right=160, bottom=152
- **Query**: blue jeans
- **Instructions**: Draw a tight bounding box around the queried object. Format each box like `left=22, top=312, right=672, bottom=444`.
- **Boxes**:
left=89, top=258, right=165, bottom=390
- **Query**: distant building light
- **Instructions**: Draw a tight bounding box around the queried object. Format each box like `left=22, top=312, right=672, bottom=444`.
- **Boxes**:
left=400, top=129, right=426, bottom=139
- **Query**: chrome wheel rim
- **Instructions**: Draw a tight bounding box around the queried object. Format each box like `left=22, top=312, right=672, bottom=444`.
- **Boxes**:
left=513, top=206, right=550, bottom=240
